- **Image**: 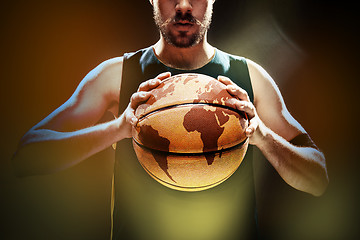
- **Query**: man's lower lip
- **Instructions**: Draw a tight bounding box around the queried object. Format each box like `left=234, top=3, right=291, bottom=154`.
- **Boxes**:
left=174, top=24, right=193, bottom=31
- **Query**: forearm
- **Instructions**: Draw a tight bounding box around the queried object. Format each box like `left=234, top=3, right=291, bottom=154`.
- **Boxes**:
left=12, top=116, right=127, bottom=177
left=255, top=126, right=328, bottom=196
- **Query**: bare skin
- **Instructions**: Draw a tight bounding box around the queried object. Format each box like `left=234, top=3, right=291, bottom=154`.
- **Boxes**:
left=12, top=0, right=328, bottom=196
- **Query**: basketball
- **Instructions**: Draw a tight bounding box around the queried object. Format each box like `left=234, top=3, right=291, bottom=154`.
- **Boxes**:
left=132, top=73, right=249, bottom=192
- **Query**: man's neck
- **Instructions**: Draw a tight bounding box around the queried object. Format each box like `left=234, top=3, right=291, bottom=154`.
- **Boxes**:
left=153, top=37, right=215, bottom=70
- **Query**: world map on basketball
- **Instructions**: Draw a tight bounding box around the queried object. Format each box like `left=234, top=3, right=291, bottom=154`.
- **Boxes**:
left=132, top=73, right=249, bottom=191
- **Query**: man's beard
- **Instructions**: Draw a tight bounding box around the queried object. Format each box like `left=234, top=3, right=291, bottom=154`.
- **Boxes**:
left=154, top=9, right=212, bottom=48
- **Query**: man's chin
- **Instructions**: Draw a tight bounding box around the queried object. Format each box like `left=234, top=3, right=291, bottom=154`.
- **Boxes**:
left=166, top=34, right=200, bottom=48
left=172, top=41, right=194, bottom=48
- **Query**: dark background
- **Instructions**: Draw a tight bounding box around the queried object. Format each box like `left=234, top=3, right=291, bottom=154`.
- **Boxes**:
left=1, top=0, right=358, bottom=239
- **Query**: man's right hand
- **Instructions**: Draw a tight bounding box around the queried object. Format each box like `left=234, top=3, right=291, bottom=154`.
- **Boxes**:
left=120, top=72, right=171, bottom=138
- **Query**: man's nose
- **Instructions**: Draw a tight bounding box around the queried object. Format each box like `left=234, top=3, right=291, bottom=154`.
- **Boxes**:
left=176, top=0, right=192, bottom=14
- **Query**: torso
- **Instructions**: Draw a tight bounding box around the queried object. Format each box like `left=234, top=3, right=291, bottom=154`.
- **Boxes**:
left=111, top=46, right=258, bottom=240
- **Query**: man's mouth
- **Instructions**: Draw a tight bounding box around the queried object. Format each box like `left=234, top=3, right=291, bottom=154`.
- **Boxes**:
left=175, top=22, right=193, bottom=26
left=177, top=19, right=193, bottom=24
left=173, top=21, right=194, bottom=31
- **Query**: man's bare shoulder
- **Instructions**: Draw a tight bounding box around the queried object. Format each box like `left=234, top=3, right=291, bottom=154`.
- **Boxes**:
left=244, top=58, right=279, bottom=104
left=87, top=56, right=123, bottom=85
left=245, top=59, right=271, bottom=83
left=59, top=56, right=124, bottom=119
left=96, top=56, right=124, bottom=73
left=78, top=56, right=124, bottom=102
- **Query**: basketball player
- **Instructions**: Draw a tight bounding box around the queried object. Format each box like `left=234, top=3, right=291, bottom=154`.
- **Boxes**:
left=13, top=1, right=328, bottom=239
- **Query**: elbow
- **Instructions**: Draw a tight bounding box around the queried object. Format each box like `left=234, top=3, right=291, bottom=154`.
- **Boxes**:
left=294, top=173, right=329, bottom=197
left=314, top=152, right=329, bottom=197
left=311, top=170, right=329, bottom=197
left=309, top=157, right=329, bottom=197
left=304, top=149, right=329, bottom=197
left=311, top=182, right=328, bottom=197
left=297, top=151, right=329, bottom=197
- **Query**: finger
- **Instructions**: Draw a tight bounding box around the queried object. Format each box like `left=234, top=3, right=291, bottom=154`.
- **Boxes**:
left=218, top=75, right=250, bottom=102
left=217, top=75, right=234, bottom=86
left=156, top=72, right=171, bottom=80
left=137, top=72, right=171, bottom=91
left=138, top=78, right=161, bottom=92
left=234, top=100, right=256, bottom=119
left=130, top=91, right=152, bottom=109
left=228, top=85, right=250, bottom=102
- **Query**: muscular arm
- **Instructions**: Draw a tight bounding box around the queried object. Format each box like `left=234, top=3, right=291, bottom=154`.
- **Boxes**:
left=13, top=58, right=167, bottom=178
left=12, top=57, right=125, bottom=176
left=219, top=60, right=329, bottom=196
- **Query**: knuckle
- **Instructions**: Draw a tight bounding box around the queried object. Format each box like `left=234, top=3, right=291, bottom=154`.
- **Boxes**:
left=241, top=101, right=249, bottom=108
left=233, top=100, right=241, bottom=109
left=131, top=92, right=144, bottom=101
left=156, top=72, right=169, bottom=78
left=138, top=91, right=146, bottom=99
left=218, top=75, right=231, bottom=83
left=130, top=93, right=137, bottom=101
left=147, top=78, right=155, bottom=84
left=228, top=85, right=237, bottom=91
left=221, top=75, right=230, bottom=81
left=130, top=95, right=138, bottom=105
left=239, top=88, right=248, bottom=96
left=137, top=83, right=145, bottom=90
left=247, top=102, right=253, bottom=109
